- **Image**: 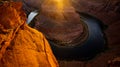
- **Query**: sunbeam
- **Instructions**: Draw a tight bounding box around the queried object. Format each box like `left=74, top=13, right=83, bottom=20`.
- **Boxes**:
left=39, top=0, right=77, bottom=25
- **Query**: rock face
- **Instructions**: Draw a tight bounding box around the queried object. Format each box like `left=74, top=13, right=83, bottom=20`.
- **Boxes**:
left=71, top=0, right=120, bottom=25
left=108, top=57, right=120, bottom=67
left=0, top=2, right=58, bottom=67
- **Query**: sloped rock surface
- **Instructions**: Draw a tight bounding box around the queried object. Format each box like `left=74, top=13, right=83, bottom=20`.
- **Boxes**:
left=0, top=2, right=58, bottom=67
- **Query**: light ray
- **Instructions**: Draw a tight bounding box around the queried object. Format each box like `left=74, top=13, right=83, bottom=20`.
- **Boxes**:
left=40, top=0, right=76, bottom=24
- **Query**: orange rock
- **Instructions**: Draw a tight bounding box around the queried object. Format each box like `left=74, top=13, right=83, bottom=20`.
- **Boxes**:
left=0, top=2, right=59, bottom=67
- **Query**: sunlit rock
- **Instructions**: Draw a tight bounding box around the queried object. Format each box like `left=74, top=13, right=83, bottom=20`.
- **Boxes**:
left=0, top=2, right=58, bottom=67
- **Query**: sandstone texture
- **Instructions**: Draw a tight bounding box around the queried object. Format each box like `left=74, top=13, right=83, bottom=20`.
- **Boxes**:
left=0, top=2, right=58, bottom=67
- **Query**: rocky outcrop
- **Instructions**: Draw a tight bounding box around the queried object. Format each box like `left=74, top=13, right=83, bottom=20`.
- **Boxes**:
left=0, top=2, right=58, bottom=67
